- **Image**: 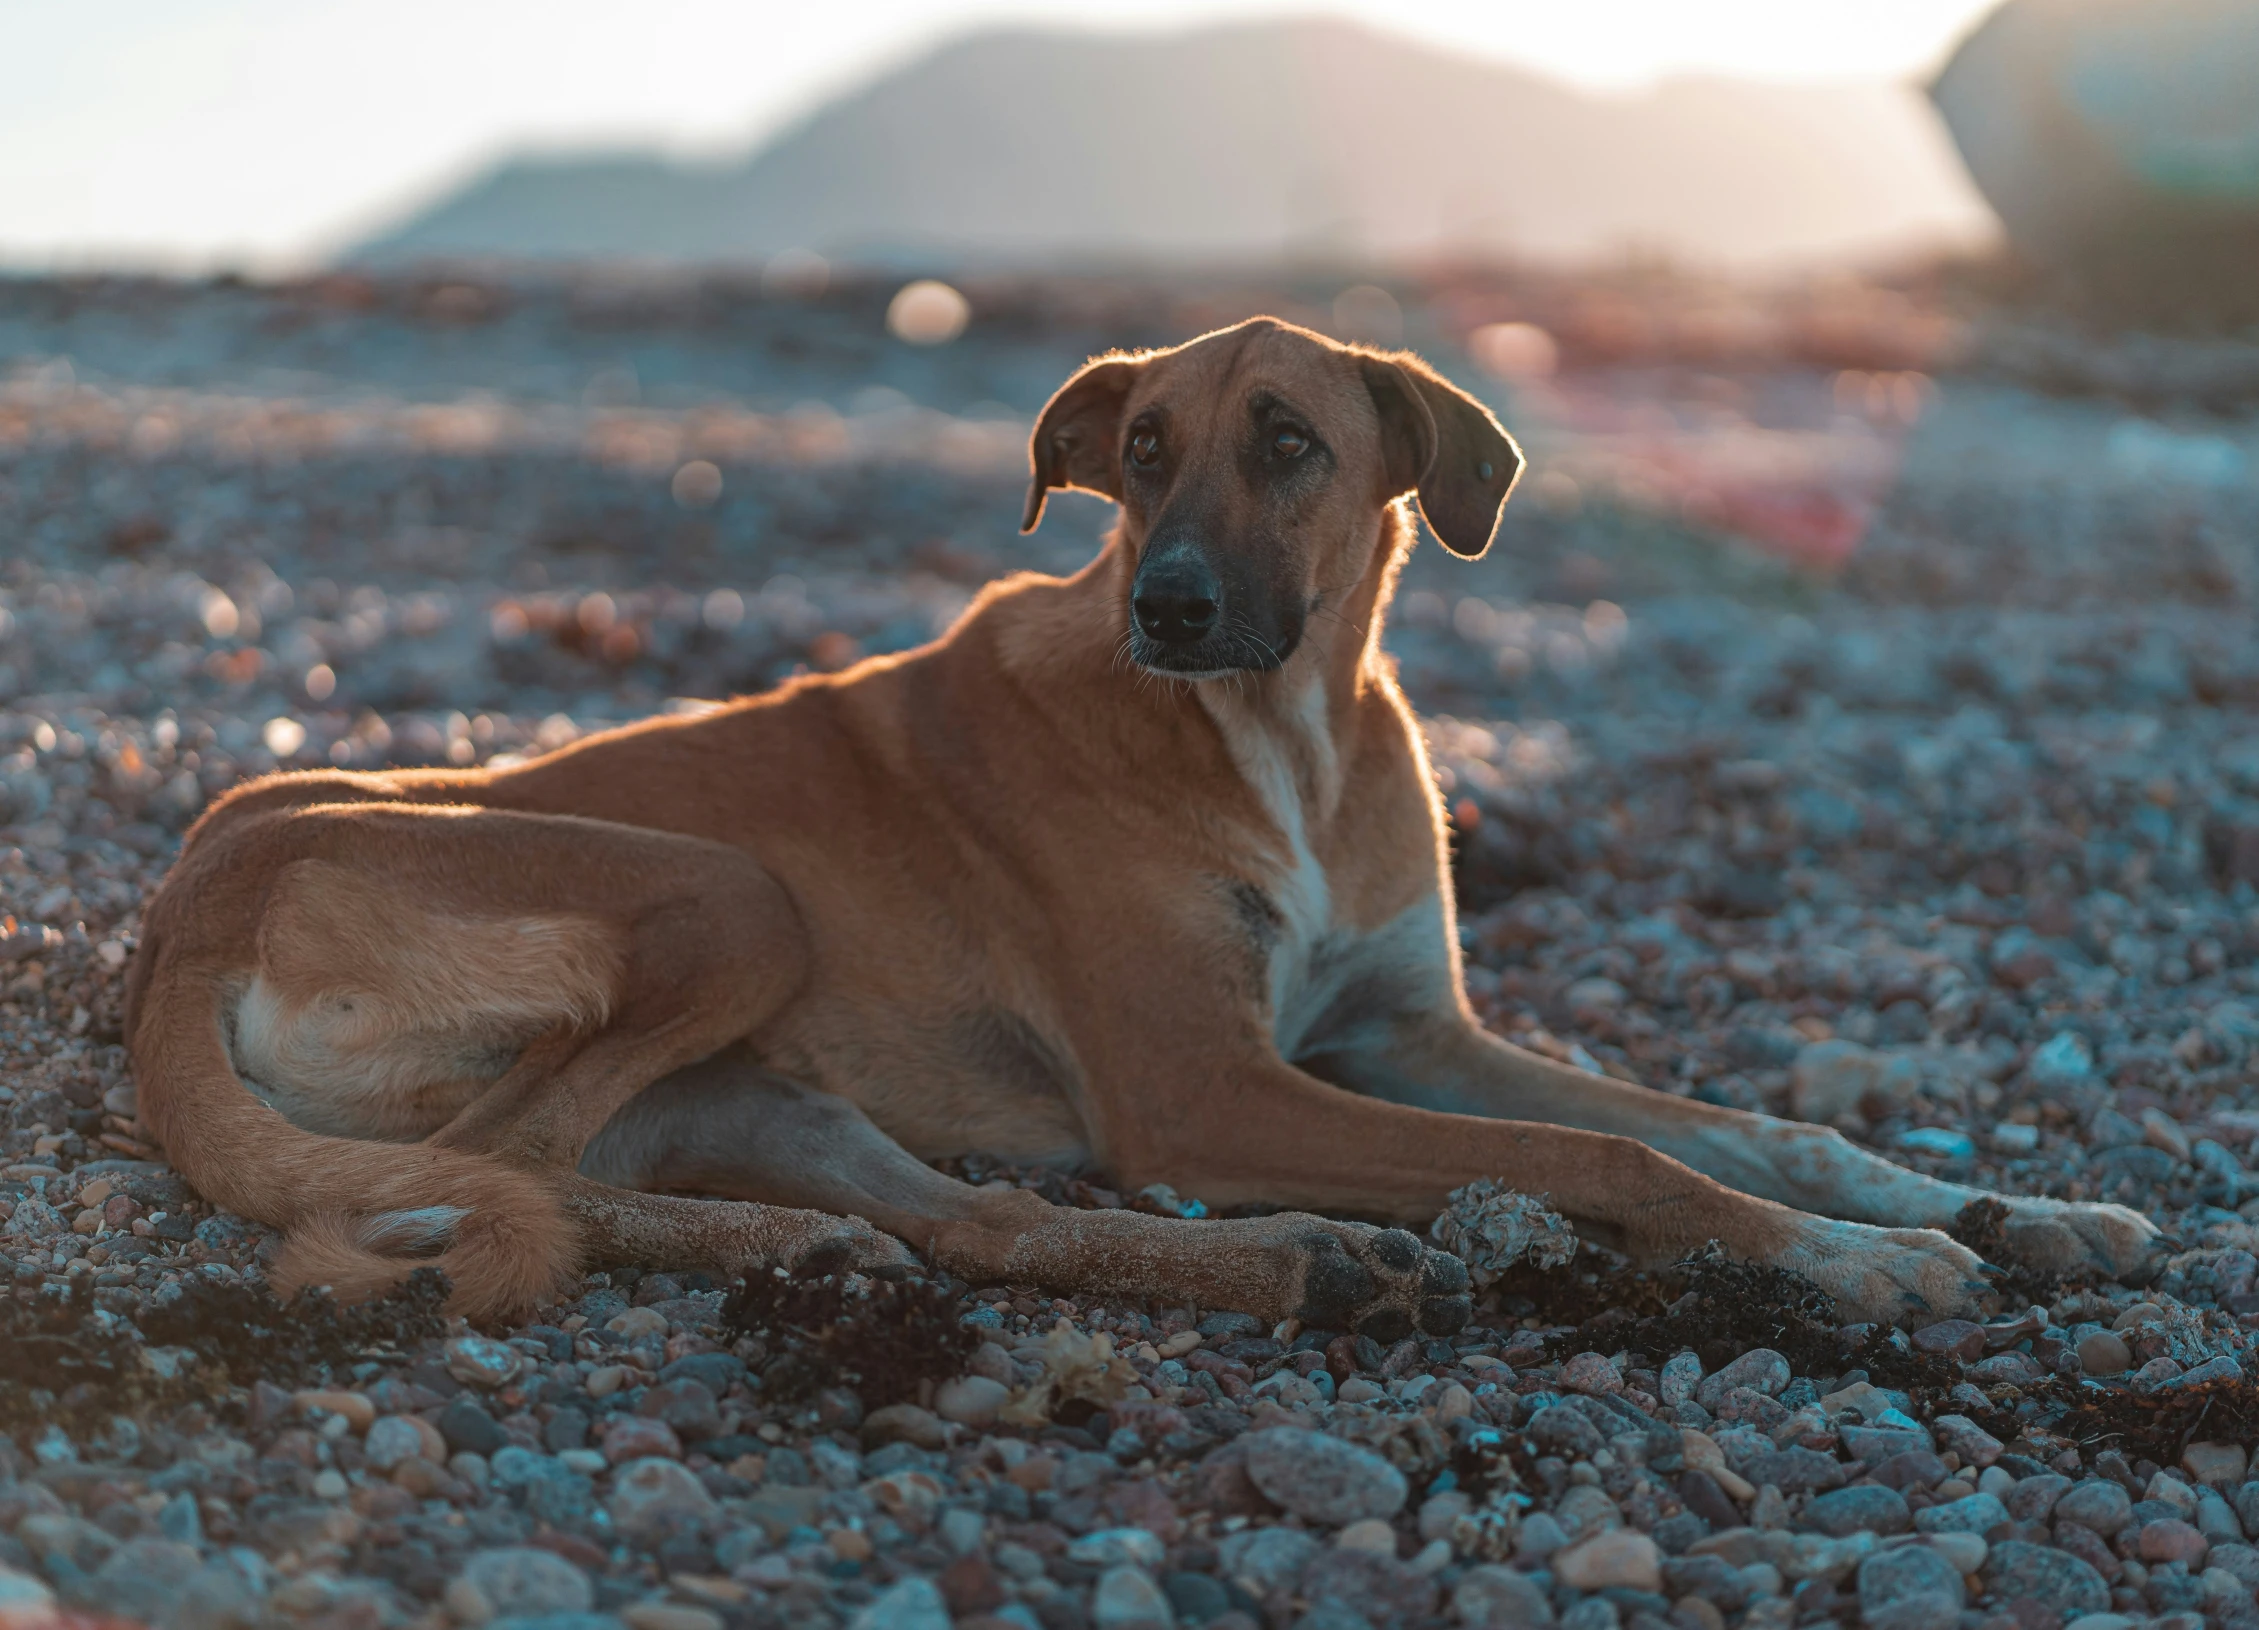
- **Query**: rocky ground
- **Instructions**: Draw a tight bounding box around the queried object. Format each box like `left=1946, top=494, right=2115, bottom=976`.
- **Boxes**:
left=5, top=268, right=2259, bottom=1630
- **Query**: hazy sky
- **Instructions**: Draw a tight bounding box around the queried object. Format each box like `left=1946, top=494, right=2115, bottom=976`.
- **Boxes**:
left=0, top=0, right=2001, bottom=270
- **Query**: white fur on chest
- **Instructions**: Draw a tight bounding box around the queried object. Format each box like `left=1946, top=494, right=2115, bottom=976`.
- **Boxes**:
left=1200, top=683, right=1446, bottom=1058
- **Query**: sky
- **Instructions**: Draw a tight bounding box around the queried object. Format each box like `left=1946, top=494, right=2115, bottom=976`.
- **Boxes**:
left=0, top=0, right=2003, bottom=271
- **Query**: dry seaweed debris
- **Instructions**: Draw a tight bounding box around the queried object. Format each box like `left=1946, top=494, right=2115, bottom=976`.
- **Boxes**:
left=1557, top=1244, right=1847, bottom=1373
left=1431, top=1180, right=1579, bottom=1289
left=0, top=1270, right=451, bottom=1434
left=995, top=1321, right=1139, bottom=1427
left=722, top=1267, right=976, bottom=1406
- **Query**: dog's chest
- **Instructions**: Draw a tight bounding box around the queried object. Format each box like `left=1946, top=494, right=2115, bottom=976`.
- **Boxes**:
left=1204, top=690, right=1442, bottom=1059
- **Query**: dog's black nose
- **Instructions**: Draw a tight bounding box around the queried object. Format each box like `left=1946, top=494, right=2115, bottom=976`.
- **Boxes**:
left=1132, top=560, right=1221, bottom=646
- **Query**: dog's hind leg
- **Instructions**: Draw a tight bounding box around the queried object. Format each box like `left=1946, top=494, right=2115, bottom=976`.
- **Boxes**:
left=579, top=1051, right=1479, bottom=1339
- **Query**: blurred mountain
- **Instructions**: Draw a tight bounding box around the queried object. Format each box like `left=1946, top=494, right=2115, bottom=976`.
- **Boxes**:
left=352, top=17, right=1994, bottom=269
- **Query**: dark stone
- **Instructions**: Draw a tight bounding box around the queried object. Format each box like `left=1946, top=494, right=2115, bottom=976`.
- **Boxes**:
left=1739, top=1447, right=1846, bottom=1494
left=1871, top=1450, right=1951, bottom=1490
left=438, top=1397, right=510, bottom=1457
left=543, top=1410, right=590, bottom=1453
left=1197, top=1313, right=1264, bottom=1340
left=1804, top=1482, right=1912, bottom=1536
left=1678, top=1470, right=1742, bottom=1531
left=658, top=1352, right=746, bottom=1394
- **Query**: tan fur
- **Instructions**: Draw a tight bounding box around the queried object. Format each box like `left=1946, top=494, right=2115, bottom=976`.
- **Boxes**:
left=126, top=318, right=2161, bottom=1330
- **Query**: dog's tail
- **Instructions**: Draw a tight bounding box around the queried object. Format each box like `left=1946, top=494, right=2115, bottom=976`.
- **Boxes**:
left=132, top=964, right=577, bottom=1321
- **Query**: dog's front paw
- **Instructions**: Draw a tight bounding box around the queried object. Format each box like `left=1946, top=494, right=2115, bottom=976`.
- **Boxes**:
left=1287, top=1219, right=1470, bottom=1341
left=1994, top=1196, right=2165, bottom=1285
left=1776, top=1218, right=1995, bottom=1326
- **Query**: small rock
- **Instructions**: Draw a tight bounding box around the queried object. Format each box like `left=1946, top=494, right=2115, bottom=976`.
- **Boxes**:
left=1068, top=1529, right=1168, bottom=1570
left=85, top=1539, right=202, bottom=1624
left=933, top=1375, right=1010, bottom=1427
left=1560, top=1352, right=1623, bottom=1395
left=607, top=1458, right=717, bottom=1543
left=1982, top=1539, right=2110, bottom=1617
left=1453, top=1564, right=1555, bottom=1626
left=1911, top=1321, right=1987, bottom=1362
left=637, top=1379, right=721, bottom=1439
left=601, top=1416, right=683, bottom=1464
left=2028, top=1031, right=2093, bottom=1092
left=2077, top=1331, right=2133, bottom=1376
left=1335, top=1519, right=1397, bottom=1555
left=860, top=1403, right=948, bottom=1450
left=456, top=1548, right=594, bottom=1619
left=2140, top=1518, right=2210, bottom=1565
left=623, top=1606, right=724, bottom=1630
left=2185, top=1443, right=2249, bottom=1487
left=1858, top=1542, right=1964, bottom=1630
left=608, top=1306, right=668, bottom=1340
left=438, top=1396, right=510, bottom=1456
left=361, top=1415, right=429, bottom=1472
left=848, top=1575, right=950, bottom=1630
left=1694, top=1349, right=1790, bottom=1411
left=1916, top=1492, right=2009, bottom=1535
left=2056, top=1480, right=2135, bottom=1535
left=1659, top=1352, right=1703, bottom=1408
left=443, top=1335, right=522, bottom=1389
left=1804, top=1483, right=1911, bottom=1536
left=1242, top=1427, right=1407, bottom=1525
left=1551, top=1529, right=1662, bottom=1592
left=2007, top=1474, right=2073, bottom=1522
left=1091, top=1565, right=1174, bottom=1629
left=292, top=1390, right=374, bottom=1432
left=1924, top=1532, right=1987, bottom=1575
left=1931, top=1414, right=2003, bottom=1467
left=1218, top=1527, right=1320, bottom=1595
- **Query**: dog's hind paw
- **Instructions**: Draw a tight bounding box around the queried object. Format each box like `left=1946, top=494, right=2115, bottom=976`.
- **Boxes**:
left=1775, top=1218, right=1995, bottom=1326
left=1289, top=1220, right=1471, bottom=1341
left=778, top=1212, right=921, bottom=1281
left=1992, top=1196, right=2164, bottom=1285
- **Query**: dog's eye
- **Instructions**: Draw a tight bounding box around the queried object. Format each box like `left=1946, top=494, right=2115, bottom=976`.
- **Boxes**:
left=1128, top=430, right=1161, bottom=467
left=1272, top=428, right=1309, bottom=459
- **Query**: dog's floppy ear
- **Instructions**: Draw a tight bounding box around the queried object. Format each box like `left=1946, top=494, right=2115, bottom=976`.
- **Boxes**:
left=1360, top=354, right=1522, bottom=558
left=1021, top=356, right=1143, bottom=532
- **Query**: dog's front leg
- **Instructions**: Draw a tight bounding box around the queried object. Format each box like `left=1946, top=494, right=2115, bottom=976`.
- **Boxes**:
left=1103, top=1054, right=1996, bottom=1326
left=1306, top=1014, right=2162, bottom=1289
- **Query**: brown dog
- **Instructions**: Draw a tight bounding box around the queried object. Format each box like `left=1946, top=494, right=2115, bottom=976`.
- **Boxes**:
left=124, top=317, right=2158, bottom=1335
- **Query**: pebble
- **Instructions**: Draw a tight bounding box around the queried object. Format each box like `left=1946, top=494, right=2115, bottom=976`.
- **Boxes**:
left=291, top=1390, right=374, bottom=1432
left=601, top=1416, right=683, bottom=1463
left=624, top=1608, right=724, bottom=1630
left=1453, top=1565, right=1555, bottom=1627
left=1805, top=1483, right=1911, bottom=1536
left=849, top=1576, right=951, bottom=1630
left=359, top=1414, right=428, bottom=1471
left=1858, top=1543, right=1965, bottom=1630
left=1068, top=1528, right=1168, bottom=1570
left=2184, top=1442, right=2249, bottom=1486
left=1551, top=1529, right=1661, bottom=1592
left=1090, top=1565, right=1175, bottom=1629
left=1694, top=1349, right=1790, bottom=1411
left=1241, top=1427, right=1407, bottom=1525
left=2140, top=1518, right=2210, bottom=1565
left=1983, top=1540, right=2111, bottom=1616
left=2076, top=1331, right=2133, bottom=1376
left=443, top=1335, right=522, bottom=1389
left=932, top=1374, right=1010, bottom=1426
left=607, top=1458, right=717, bottom=1542
left=454, top=1548, right=594, bottom=1620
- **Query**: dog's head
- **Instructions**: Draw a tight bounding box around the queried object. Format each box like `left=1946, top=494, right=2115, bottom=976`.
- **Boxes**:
left=1022, top=316, right=1521, bottom=678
